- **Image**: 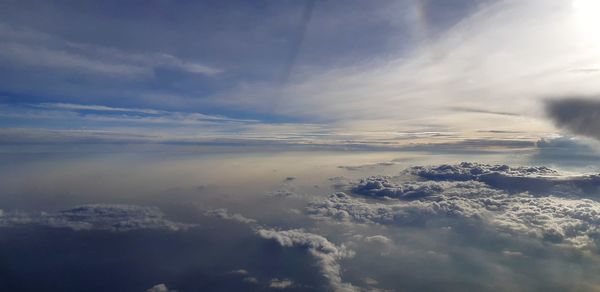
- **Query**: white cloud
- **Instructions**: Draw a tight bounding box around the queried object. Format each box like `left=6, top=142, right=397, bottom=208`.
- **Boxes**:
left=364, top=235, right=392, bottom=245
left=216, top=0, right=599, bottom=137
left=0, top=23, right=222, bottom=77
left=29, top=102, right=257, bottom=123
left=204, top=208, right=256, bottom=224
left=1, top=1, right=598, bottom=141
left=408, top=162, right=600, bottom=196
left=257, top=228, right=358, bottom=291
left=308, top=191, right=488, bottom=225
left=229, top=269, right=258, bottom=284
left=0, top=42, right=147, bottom=76
left=230, top=269, right=249, bottom=276
left=269, top=278, right=294, bottom=289
left=146, top=283, right=176, bottom=292
left=492, top=196, right=600, bottom=249
left=310, top=163, right=600, bottom=251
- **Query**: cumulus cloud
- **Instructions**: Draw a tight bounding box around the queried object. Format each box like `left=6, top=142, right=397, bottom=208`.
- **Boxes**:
left=408, top=162, right=600, bottom=196
left=257, top=228, right=357, bottom=291
left=545, top=98, right=600, bottom=141
left=230, top=269, right=249, bottom=276
left=491, top=195, right=600, bottom=248
left=146, top=283, right=176, bottom=292
left=311, top=192, right=600, bottom=250
left=268, top=189, right=300, bottom=198
left=353, top=176, right=445, bottom=199
left=308, top=192, right=488, bottom=226
left=363, top=235, right=392, bottom=245
left=349, top=174, right=503, bottom=201
left=330, top=176, right=350, bottom=189
left=409, top=162, right=559, bottom=181
left=343, top=162, right=596, bottom=201
left=203, top=208, right=256, bottom=224
left=228, top=269, right=259, bottom=285
left=0, top=204, right=192, bottom=231
left=267, top=176, right=305, bottom=198
left=269, top=278, right=294, bottom=289
left=310, top=163, right=600, bottom=251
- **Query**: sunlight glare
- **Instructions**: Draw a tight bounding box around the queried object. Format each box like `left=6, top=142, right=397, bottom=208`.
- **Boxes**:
left=572, top=0, right=600, bottom=46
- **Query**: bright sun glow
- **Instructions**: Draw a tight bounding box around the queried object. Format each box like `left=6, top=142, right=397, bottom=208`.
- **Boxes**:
left=572, top=0, right=600, bottom=46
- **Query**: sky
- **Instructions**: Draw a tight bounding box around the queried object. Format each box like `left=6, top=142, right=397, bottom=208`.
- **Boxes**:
left=1, top=0, right=599, bottom=148
left=4, top=1, right=600, bottom=291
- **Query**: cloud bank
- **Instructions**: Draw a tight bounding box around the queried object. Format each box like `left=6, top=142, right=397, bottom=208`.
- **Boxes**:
left=409, top=162, right=600, bottom=196
left=0, top=204, right=192, bottom=231
left=310, top=163, right=600, bottom=251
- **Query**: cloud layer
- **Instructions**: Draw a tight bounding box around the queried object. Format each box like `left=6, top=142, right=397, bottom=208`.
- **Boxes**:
left=0, top=204, right=192, bottom=231
left=310, top=163, right=600, bottom=251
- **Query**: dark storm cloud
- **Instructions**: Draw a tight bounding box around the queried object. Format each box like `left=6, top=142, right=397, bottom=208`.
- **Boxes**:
left=545, top=98, right=600, bottom=141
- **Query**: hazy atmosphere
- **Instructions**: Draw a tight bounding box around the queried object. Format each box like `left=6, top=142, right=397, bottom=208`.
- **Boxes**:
left=2, top=0, right=600, bottom=291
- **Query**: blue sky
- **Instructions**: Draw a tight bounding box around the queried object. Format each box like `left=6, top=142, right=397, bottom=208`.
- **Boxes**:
left=1, top=0, right=600, bottom=147
left=6, top=2, right=600, bottom=291
left=0, top=0, right=440, bottom=111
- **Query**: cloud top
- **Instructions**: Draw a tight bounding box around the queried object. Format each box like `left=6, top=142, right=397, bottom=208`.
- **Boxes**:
left=310, top=163, right=600, bottom=251
left=257, top=228, right=357, bottom=291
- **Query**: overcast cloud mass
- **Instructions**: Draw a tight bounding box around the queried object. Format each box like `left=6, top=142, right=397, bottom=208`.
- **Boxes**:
left=2, top=0, right=600, bottom=291
left=545, top=98, right=600, bottom=142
